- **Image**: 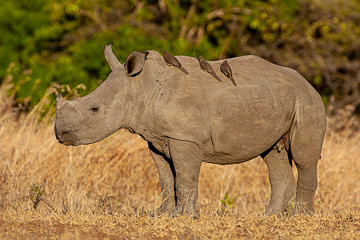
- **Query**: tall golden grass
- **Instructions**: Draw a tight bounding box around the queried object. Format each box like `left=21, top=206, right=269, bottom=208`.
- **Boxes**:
left=0, top=86, right=359, bottom=239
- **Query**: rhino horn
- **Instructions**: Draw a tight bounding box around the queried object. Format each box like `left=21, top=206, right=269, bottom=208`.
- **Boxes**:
left=104, top=43, right=123, bottom=71
left=56, top=94, right=67, bottom=110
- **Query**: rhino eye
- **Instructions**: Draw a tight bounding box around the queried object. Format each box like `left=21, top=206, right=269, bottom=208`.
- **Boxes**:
left=89, top=106, right=99, bottom=113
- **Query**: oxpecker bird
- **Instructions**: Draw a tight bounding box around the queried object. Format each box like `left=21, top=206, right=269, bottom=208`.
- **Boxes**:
left=161, top=50, right=189, bottom=74
left=198, top=56, right=222, bottom=82
left=220, top=60, right=237, bottom=86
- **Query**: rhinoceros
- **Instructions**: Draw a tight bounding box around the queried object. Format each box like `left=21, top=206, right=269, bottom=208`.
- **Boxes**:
left=55, top=44, right=326, bottom=217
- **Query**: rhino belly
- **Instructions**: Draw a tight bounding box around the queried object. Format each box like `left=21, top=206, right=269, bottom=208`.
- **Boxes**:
left=204, top=124, right=285, bottom=164
left=203, top=99, right=293, bottom=164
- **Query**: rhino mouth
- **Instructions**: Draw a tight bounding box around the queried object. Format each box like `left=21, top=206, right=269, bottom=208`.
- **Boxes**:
left=55, top=128, right=78, bottom=146
left=57, top=139, right=75, bottom=146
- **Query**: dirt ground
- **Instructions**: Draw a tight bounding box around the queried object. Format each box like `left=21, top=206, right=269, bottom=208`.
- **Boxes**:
left=1, top=210, right=359, bottom=239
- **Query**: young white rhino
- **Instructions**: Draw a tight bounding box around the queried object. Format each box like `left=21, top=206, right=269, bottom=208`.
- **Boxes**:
left=55, top=44, right=326, bottom=218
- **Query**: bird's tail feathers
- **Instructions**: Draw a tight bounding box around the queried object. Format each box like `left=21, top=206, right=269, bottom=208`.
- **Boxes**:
left=230, top=77, right=237, bottom=86
left=180, top=67, right=189, bottom=75
left=214, top=74, right=222, bottom=82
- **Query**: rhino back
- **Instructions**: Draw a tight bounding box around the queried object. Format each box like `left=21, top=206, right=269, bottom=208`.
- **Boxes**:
left=142, top=54, right=323, bottom=162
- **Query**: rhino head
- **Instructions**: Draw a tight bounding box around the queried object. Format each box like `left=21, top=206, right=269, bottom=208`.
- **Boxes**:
left=54, top=44, right=150, bottom=146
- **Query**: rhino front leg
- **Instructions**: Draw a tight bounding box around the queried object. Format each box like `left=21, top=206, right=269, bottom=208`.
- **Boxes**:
left=148, top=142, right=176, bottom=216
left=261, top=146, right=296, bottom=215
left=169, top=140, right=202, bottom=218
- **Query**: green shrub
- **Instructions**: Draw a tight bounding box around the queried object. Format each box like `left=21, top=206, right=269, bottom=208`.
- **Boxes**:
left=0, top=0, right=359, bottom=114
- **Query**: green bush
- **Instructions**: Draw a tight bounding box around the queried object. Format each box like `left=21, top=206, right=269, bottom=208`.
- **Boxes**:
left=0, top=0, right=359, bottom=114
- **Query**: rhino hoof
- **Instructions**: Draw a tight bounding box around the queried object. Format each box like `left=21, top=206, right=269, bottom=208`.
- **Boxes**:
left=291, top=203, right=314, bottom=216
left=168, top=206, right=183, bottom=218
left=154, top=203, right=175, bottom=217
left=168, top=206, right=200, bottom=219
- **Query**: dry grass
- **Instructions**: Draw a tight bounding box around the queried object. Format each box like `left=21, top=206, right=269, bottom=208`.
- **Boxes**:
left=0, top=94, right=359, bottom=239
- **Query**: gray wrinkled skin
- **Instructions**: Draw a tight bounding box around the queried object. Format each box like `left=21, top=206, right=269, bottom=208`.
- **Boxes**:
left=55, top=45, right=326, bottom=218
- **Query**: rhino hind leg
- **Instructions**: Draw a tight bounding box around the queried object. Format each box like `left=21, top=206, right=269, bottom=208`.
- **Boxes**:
left=290, top=108, right=326, bottom=215
left=292, top=160, right=318, bottom=215
left=261, top=145, right=296, bottom=215
left=148, top=143, right=176, bottom=216
left=168, top=140, right=202, bottom=219
left=291, top=146, right=321, bottom=215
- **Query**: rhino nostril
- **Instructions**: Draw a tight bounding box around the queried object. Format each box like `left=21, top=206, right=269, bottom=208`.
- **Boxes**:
left=61, top=131, right=69, bottom=136
left=56, top=130, right=69, bottom=140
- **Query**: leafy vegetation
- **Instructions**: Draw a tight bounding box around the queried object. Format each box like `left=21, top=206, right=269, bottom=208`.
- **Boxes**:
left=220, top=193, right=235, bottom=213
left=0, top=0, right=359, bottom=113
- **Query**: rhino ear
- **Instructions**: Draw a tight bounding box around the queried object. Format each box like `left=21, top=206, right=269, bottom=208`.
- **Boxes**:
left=104, top=43, right=123, bottom=71
left=125, top=51, right=149, bottom=76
